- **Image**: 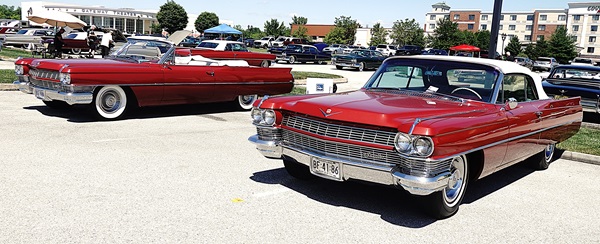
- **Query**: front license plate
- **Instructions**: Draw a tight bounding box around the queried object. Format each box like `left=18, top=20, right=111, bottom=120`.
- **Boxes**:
left=34, top=89, right=45, bottom=100
left=310, top=157, right=341, bottom=180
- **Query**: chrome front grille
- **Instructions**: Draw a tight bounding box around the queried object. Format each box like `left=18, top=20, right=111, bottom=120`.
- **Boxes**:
left=282, top=115, right=396, bottom=147
left=29, top=69, right=60, bottom=81
left=282, top=130, right=450, bottom=177
left=30, top=77, right=62, bottom=90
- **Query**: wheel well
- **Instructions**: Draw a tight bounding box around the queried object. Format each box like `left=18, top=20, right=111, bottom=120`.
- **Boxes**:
left=466, top=150, right=484, bottom=182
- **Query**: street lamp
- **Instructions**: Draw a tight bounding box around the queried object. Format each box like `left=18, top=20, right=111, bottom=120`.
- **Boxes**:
left=501, top=33, right=507, bottom=56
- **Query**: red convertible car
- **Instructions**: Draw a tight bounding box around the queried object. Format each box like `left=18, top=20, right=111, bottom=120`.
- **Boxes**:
left=249, top=56, right=582, bottom=219
left=189, top=40, right=276, bottom=67
left=14, top=33, right=294, bottom=120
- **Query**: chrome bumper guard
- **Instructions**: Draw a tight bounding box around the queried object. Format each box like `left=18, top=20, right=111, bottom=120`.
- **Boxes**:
left=248, top=134, right=450, bottom=196
left=332, top=61, right=359, bottom=68
left=33, top=86, right=93, bottom=105
left=13, top=77, right=32, bottom=94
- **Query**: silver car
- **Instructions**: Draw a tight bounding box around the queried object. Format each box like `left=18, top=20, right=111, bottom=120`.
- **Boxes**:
left=533, top=57, right=559, bottom=71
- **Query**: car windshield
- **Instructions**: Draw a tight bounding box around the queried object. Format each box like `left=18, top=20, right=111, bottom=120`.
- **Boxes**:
left=537, top=58, right=551, bottom=62
left=16, top=29, right=28, bottom=34
left=197, top=42, right=219, bottom=49
left=364, top=59, right=499, bottom=103
left=111, top=39, right=173, bottom=63
left=573, top=58, right=593, bottom=64
left=550, top=67, right=600, bottom=79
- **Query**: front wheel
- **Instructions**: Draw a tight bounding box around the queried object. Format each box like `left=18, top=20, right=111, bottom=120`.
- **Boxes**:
left=358, top=62, right=366, bottom=71
left=288, top=56, right=296, bottom=64
left=283, top=158, right=314, bottom=180
left=235, top=94, right=258, bottom=110
left=336, top=65, right=343, bottom=70
left=260, top=60, right=270, bottom=67
left=92, top=86, right=128, bottom=120
left=424, top=155, right=468, bottom=219
left=71, top=48, right=82, bottom=55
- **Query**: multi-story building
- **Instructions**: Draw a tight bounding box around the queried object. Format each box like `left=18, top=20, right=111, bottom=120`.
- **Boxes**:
left=567, top=2, right=600, bottom=57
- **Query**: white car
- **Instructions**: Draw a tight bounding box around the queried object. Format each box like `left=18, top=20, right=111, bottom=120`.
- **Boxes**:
left=253, top=36, right=275, bottom=48
left=196, top=40, right=247, bottom=51
left=323, top=44, right=347, bottom=54
left=570, top=57, right=595, bottom=66
left=270, top=36, right=292, bottom=48
left=376, top=44, right=397, bottom=56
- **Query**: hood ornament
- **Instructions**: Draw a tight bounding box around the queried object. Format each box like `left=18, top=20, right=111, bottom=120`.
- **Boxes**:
left=319, top=108, right=341, bottom=117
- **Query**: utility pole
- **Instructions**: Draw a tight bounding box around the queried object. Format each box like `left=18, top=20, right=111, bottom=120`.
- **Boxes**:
left=488, top=0, right=503, bottom=59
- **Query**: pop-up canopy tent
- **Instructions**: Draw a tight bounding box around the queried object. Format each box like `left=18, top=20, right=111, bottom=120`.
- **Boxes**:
left=204, top=24, right=242, bottom=39
left=449, top=44, right=481, bottom=57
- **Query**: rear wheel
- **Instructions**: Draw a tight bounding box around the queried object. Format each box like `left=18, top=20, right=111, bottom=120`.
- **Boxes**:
left=424, top=155, right=468, bottom=219
left=43, top=100, right=71, bottom=109
left=260, top=60, right=270, bottom=67
left=283, top=158, right=314, bottom=180
left=235, top=94, right=258, bottom=110
left=288, top=56, right=296, bottom=64
left=92, top=86, right=128, bottom=120
left=529, top=143, right=555, bottom=170
left=71, top=48, right=82, bottom=55
left=358, top=62, right=366, bottom=71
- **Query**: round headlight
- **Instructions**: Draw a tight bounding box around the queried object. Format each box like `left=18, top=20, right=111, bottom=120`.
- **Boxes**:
left=59, top=73, right=71, bottom=85
left=263, top=109, right=276, bottom=125
left=394, top=133, right=412, bottom=153
left=251, top=108, right=263, bottom=124
left=414, top=137, right=433, bottom=156
left=15, top=65, right=24, bottom=75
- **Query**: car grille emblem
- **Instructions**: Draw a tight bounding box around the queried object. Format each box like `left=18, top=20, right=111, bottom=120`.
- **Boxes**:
left=319, top=108, right=341, bottom=117
left=559, top=90, right=567, bottom=94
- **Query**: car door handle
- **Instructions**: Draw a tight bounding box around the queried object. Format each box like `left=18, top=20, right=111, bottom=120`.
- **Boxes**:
left=535, top=111, right=543, bottom=118
left=206, top=71, right=214, bottom=76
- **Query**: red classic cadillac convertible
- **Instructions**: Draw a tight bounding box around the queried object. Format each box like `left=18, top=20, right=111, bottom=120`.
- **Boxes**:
left=249, top=56, right=582, bottom=219
left=14, top=33, right=294, bottom=120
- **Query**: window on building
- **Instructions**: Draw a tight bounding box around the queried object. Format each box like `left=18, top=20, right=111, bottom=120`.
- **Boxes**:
left=454, top=14, right=460, bottom=20
left=499, top=24, right=503, bottom=30
left=92, top=16, right=102, bottom=27
left=540, top=15, right=547, bottom=21
left=115, top=18, right=124, bottom=32
left=509, top=25, right=516, bottom=30
left=573, top=25, right=579, bottom=31
left=481, top=15, right=488, bottom=20
left=590, top=36, right=597, bottom=42
left=571, top=36, right=577, bottom=42
left=538, top=25, right=546, bottom=31
left=537, top=35, right=544, bottom=41
left=526, top=25, right=532, bottom=31
left=468, top=24, right=474, bottom=30
left=558, top=15, right=566, bottom=21
left=527, top=15, right=534, bottom=21
left=136, top=19, right=144, bottom=34
left=430, top=15, right=436, bottom=20
left=468, top=14, right=475, bottom=20
left=78, top=15, right=90, bottom=25
left=103, top=17, right=113, bottom=28
left=587, top=47, right=595, bottom=53
left=126, top=19, right=135, bottom=34
left=594, top=15, right=600, bottom=21
left=500, top=15, right=504, bottom=20
left=481, top=24, right=487, bottom=30
left=444, top=15, right=450, bottom=19
left=525, top=35, right=531, bottom=41
left=574, top=15, right=582, bottom=21
left=429, top=24, right=436, bottom=29
left=592, top=25, right=598, bottom=31
left=510, top=15, right=517, bottom=20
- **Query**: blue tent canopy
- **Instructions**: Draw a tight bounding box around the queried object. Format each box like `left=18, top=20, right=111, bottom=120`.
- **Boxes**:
left=204, top=24, right=242, bottom=35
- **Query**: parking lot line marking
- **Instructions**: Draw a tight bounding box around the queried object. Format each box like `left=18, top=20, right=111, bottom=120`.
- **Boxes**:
left=91, top=138, right=136, bottom=143
left=252, top=188, right=292, bottom=198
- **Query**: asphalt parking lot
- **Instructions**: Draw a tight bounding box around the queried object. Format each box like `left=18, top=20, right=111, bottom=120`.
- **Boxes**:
left=1, top=91, right=599, bottom=242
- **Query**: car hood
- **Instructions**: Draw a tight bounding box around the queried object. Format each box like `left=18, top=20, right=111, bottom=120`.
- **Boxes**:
left=262, top=90, right=490, bottom=133
left=29, top=58, right=154, bottom=73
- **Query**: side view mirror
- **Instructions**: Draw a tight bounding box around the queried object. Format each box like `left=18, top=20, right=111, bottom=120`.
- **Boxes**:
left=505, top=97, right=518, bottom=110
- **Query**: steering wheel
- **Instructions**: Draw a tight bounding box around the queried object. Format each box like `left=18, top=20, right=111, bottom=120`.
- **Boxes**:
left=451, top=87, right=482, bottom=100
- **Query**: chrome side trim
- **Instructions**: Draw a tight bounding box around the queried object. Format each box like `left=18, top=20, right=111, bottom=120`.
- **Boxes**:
left=408, top=109, right=485, bottom=135
left=257, top=95, right=269, bottom=107
left=78, top=81, right=294, bottom=87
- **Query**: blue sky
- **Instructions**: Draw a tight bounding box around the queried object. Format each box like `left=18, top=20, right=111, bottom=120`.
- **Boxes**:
left=5, top=0, right=577, bottom=29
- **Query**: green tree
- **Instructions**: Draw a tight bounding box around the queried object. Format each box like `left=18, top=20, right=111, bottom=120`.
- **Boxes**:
left=505, top=36, right=522, bottom=56
left=150, top=22, right=162, bottom=34
left=194, top=12, right=219, bottom=34
left=429, top=18, right=460, bottom=49
left=456, top=30, right=476, bottom=46
left=534, top=38, right=550, bottom=58
left=523, top=43, right=538, bottom=60
left=389, top=18, right=425, bottom=46
left=548, top=26, right=578, bottom=64
left=291, top=16, right=308, bottom=25
left=263, top=18, right=286, bottom=37
left=474, top=30, right=491, bottom=49
left=369, top=22, right=388, bottom=46
left=0, top=5, right=20, bottom=19
left=292, top=25, right=309, bottom=39
left=324, top=16, right=360, bottom=45
left=156, top=0, right=188, bottom=34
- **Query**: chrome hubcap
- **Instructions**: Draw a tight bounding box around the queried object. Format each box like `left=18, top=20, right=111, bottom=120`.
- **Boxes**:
left=444, top=156, right=466, bottom=205
left=240, top=95, right=256, bottom=105
left=545, top=144, right=555, bottom=162
left=100, top=90, right=121, bottom=113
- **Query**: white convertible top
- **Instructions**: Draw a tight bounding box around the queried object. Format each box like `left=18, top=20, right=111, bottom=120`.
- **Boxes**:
left=389, top=55, right=549, bottom=99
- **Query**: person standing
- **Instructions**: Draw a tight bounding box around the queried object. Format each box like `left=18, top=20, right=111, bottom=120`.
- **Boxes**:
left=86, top=25, right=98, bottom=58
left=506, top=51, right=515, bottom=62
left=53, top=28, right=65, bottom=59
left=100, top=30, right=113, bottom=58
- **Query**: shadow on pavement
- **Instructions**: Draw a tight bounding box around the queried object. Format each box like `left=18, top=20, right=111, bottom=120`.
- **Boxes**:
left=251, top=160, right=536, bottom=227
left=23, top=101, right=242, bottom=123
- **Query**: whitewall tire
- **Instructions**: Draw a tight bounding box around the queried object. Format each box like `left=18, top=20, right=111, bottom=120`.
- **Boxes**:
left=236, top=94, right=258, bottom=110
left=93, top=86, right=128, bottom=120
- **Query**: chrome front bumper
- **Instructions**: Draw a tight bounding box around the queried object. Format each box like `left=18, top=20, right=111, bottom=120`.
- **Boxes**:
left=332, top=61, right=360, bottom=68
left=13, top=76, right=32, bottom=94
left=14, top=80, right=93, bottom=105
left=248, top=135, right=450, bottom=196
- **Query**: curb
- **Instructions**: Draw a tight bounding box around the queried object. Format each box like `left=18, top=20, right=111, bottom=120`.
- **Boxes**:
left=558, top=151, right=600, bottom=165
left=0, top=84, right=18, bottom=91
left=294, top=77, right=348, bottom=85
